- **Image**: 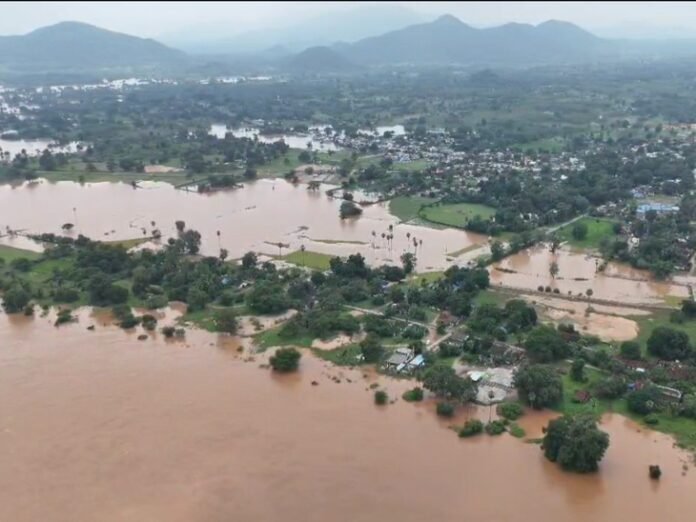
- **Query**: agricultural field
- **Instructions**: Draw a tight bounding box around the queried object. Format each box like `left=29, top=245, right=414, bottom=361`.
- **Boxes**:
left=419, top=202, right=496, bottom=228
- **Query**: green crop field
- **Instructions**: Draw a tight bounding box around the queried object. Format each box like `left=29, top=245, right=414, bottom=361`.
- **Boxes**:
left=419, top=202, right=496, bottom=228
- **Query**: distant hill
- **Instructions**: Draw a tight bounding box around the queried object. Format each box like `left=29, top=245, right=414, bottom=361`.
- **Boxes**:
left=338, top=15, right=614, bottom=66
left=0, top=22, right=186, bottom=73
left=164, top=4, right=426, bottom=54
left=284, top=46, right=359, bottom=73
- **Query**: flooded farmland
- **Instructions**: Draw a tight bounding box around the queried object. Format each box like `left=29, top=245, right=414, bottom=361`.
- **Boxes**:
left=490, top=244, right=690, bottom=306
left=0, top=179, right=487, bottom=271
left=0, top=308, right=694, bottom=522
left=209, top=124, right=341, bottom=151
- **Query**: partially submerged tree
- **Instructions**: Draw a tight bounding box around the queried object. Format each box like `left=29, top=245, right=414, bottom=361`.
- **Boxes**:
left=269, top=347, right=301, bottom=372
left=542, top=414, right=609, bottom=473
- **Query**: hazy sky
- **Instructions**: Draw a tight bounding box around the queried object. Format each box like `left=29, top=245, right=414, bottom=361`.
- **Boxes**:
left=3, top=1, right=696, bottom=38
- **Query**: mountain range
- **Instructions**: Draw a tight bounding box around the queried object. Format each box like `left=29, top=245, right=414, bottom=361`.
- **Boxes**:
left=0, top=21, right=185, bottom=73
left=2, top=15, right=696, bottom=76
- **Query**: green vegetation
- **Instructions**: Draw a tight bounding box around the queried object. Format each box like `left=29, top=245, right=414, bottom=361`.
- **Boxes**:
left=419, top=202, right=496, bottom=229
left=497, top=402, right=524, bottom=421
left=402, top=387, right=424, bottom=402
left=557, top=217, right=618, bottom=250
left=458, top=418, right=484, bottom=437
left=436, top=402, right=455, bottom=418
left=508, top=423, right=526, bottom=438
left=374, top=390, right=389, bottom=405
left=281, top=250, right=333, bottom=270
left=542, top=414, right=609, bottom=473
left=0, top=245, right=41, bottom=262
left=388, top=196, right=437, bottom=223
left=269, top=347, right=302, bottom=372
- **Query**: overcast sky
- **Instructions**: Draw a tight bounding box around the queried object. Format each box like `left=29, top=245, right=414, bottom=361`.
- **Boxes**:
left=3, top=1, right=696, bottom=39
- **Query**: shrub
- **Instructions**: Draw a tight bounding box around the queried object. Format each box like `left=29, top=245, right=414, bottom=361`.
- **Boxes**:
left=497, top=402, right=524, bottom=421
left=402, top=387, right=424, bottom=402
left=620, top=341, right=642, bottom=360
left=54, top=308, right=75, bottom=326
left=436, top=402, right=455, bottom=418
left=644, top=413, right=659, bottom=425
left=119, top=314, right=140, bottom=329
left=161, top=326, right=176, bottom=338
left=626, top=386, right=661, bottom=415
left=509, top=423, right=526, bottom=438
left=141, top=314, right=157, bottom=331
left=145, top=294, right=168, bottom=309
left=594, top=376, right=626, bottom=400
left=54, top=286, right=80, bottom=303
left=374, top=390, right=388, bottom=405
left=485, top=420, right=507, bottom=435
left=269, top=347, right=301, bottom=372
left=459, top=419, right=484, bottom=437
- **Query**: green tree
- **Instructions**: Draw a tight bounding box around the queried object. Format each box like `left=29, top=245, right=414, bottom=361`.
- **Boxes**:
left=2, top=285, right=30, bottom=313
left=647, top=326, right=692, bottom=360
left=269, top=347, right=301, bottom=372
left=524, top=325, right=569, bottom=362
left=619, top=340, right=642, bottom=360
left=400, top=252, right=416, bottom=274
left=490, top=240, right=505, bottom=261
left=374, top=390, right=388, bottom=405
left=360, top=333, right=384, bottom=363
left=514, top=364, right=563, bottom=409
left=422, top=364, right=477, bottom=403
left=214, top=308, right=238, bottom=334
left=570, top=359, right=586, bottom=382
left=241, top=251, right=257, bottom=269
left=542, top=414, right=609, bottom=473
left=339, top=200, right=363, bottom=219
left=572, top=221, right=588, bottom=241
left=626, top=386, right=661, bottom=415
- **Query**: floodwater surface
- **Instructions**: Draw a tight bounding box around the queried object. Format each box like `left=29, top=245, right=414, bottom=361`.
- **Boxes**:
left=0, top=179, right=487, bottom=270
left=491, top=244, right=689, bottom=305
left=0, top=308, right=694, bottom=522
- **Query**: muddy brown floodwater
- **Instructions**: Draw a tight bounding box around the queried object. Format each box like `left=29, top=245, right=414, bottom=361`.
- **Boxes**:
left=0, top=179, right=487, bottom=271
left=491, top=244, right=689, bottom=305
left=1, top=308, right=695, bottom=522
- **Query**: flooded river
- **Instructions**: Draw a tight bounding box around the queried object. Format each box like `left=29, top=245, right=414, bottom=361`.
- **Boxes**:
left=490, top=244, right=690, bottom=306
left=0, top=308, right=694, bottom=521
left=0, top=179, right=487, bottom=271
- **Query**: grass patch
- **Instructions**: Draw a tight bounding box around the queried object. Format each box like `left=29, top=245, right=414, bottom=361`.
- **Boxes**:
left=473, top=289, right=510, bottom=307
left=254, top=325, right=314, bottom=351
left=388, top=196, right=437, bottom=223
left=0, top=244, right=41, bottom=262
left=557, top=217, right=618, bottom=250
left=633, top=310, right=696, bottom=352
left=311, top=343, right=364, bottom=366
left=408, top=271, right=444, bottom=286
left=281, top=250, right=333, bottom=270
left=419, top=202, right=496, bottom=229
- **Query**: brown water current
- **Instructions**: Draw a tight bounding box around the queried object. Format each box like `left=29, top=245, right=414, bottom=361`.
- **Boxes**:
left=0, top=179, right=486, bottom=271
left=0, top=308, right=695, bottom=521
left=491, top=244, right=690, bottom=305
